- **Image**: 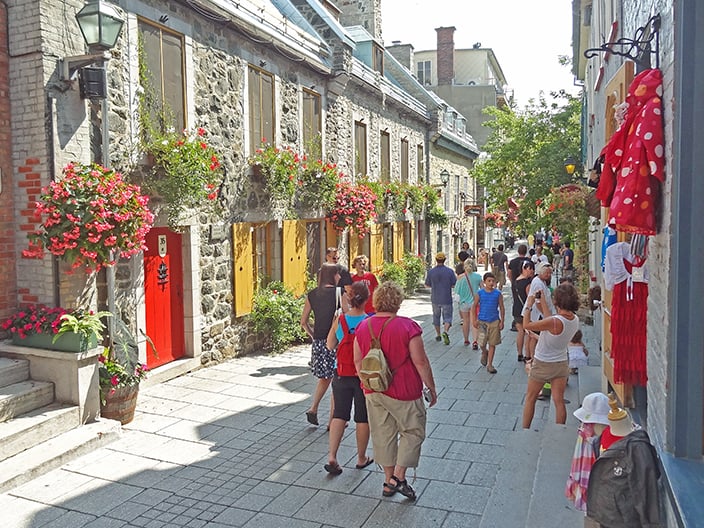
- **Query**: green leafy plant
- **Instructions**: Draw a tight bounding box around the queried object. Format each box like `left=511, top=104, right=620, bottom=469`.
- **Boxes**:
left=402, top=252, right=427, bottom=294
left=380, top=261, right=407, bottom=286
left=406, top=184, right=427, bottom=216
left=298, top=158, right=341, bottom=211
left=54, top=310, right=112, bottom=350
left=249, top=281, right=307, bottom=353
left=426, top=204, right=449, bottom=227
left=98, top=347, right=149, bottom=404
left=145, top=127, right=222, bottom=227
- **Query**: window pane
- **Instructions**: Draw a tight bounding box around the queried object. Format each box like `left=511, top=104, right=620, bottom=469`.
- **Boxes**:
left=161, top=31, right=184, bottom=130
left=355, top=121, right=367, bottom=177
left=248, top=67, right=275, bottom=152
left=303, top=89, right=321, bottom=154
left=380, top=131, right=390, bottom=183
left=401, top=139, right=409, bottom=183
left=417, top=144, right=424, bottom=180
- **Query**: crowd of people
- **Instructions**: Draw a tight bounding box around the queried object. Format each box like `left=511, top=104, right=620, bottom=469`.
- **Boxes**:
left=298, top=235, right=582, bottom=502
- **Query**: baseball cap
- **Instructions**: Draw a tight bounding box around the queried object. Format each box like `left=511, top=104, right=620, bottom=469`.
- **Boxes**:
left=573, top=392, right=610, bottom=425
left=536, top=262, right=553, bottom=274
left=435, top=252, right=446, bottom=261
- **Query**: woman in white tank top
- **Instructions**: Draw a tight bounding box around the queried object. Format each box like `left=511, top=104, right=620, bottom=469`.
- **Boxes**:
left=520, top=283, right=581, bottom=429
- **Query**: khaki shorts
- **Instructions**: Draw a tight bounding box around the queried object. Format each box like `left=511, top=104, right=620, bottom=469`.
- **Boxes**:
left=528, top=358, right=569, bottom=383
left=365, top=392, right=426, bottom=468
left=478, top=320, right=502, bottom=347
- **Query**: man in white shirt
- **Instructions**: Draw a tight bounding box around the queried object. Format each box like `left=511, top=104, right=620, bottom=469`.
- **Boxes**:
left=524, top=262, right=555, bottom=360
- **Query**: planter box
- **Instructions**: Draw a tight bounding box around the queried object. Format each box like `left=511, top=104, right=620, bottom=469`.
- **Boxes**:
left=11, top=332, right=98, bottom=353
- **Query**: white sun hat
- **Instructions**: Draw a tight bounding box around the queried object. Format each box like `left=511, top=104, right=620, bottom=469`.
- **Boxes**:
left=573, top=392, right=611, bottom=425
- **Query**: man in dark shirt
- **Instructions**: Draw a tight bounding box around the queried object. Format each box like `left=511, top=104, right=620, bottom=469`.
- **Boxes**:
left=562, top=241, right=575, bottom=280
left=507, top=244, right=531, bottom=331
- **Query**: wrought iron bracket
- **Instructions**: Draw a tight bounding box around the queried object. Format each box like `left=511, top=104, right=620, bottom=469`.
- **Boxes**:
left=584, top=14, right=661, bottom=69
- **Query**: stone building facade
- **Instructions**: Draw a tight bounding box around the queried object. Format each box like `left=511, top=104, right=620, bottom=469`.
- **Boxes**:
left=574, top=0, right=703, bottom=523
left=3, top=0, right=479, bottom=375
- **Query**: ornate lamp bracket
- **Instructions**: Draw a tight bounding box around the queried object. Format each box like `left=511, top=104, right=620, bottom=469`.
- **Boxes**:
left=584, top=14, right=661, bottom=69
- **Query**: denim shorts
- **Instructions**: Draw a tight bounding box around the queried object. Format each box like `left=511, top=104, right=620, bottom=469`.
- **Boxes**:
left=432, top=303, right=453, bottom=327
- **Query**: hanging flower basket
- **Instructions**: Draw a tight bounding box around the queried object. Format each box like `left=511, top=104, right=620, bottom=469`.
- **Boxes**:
left=327, top=181, right=377, bottom=238
left=23, top=163, right=154, bottom=273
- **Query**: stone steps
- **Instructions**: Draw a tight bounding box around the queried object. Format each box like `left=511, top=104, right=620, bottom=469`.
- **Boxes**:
left=0, top=380, right=55, bottom=422
left=0, top=357, right=30, bottom=388
left=0, top=402, right=80, bottom=462
left=0, top=417, right=121, bottom=493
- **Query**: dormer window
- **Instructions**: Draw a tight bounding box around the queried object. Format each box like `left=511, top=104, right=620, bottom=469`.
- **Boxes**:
left=373, top=43, right=384, bottom=74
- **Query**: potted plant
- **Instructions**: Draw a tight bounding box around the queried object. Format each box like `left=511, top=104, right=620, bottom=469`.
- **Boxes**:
left=98, top=346, right=149, bottom=425
left=145, top=127, right=222, bottom=227
left=2, top=305, right=109, bottom=352
left=327, top=181, right=378, bottom=238
left=249, top=143, right=301, bottom=220
left=22, top=162, right=154, bottom=274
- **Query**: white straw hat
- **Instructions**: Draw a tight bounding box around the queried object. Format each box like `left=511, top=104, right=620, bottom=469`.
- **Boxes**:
left=573, top=392, right=610, bottom=425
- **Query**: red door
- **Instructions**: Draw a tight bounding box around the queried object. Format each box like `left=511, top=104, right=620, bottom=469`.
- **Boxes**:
left=144, top=228, right=185, bottom=368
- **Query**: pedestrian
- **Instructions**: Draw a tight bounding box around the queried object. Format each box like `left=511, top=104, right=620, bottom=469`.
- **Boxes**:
left=490, top=244, right=508, bottom=289
left=568, top=329, right=589, bottom=375
left=473, top=272, right=505, bottom=374
left=323, top=246, right=353, bottom=287
left=507, top=244, right=531, bottom=331
left=455, top=250, right=470, bottom=275
left=424, top=252, right=457, bottom=345
left=521, top=282, right=581, bottom=428
left=562, top=241, right=575, bottom=280
left=351, top=254, right=379, bottom=315
left=353, top=281, right=438, bottom=501
left=511, top=260, right=535, bottom=362
left=525, top=262, right=555, bottom=361
left=323, top=281, right=373, bottom=475
left=300, top=263, right=341, bottom=428
left=455, top=259, right=482, bottom=348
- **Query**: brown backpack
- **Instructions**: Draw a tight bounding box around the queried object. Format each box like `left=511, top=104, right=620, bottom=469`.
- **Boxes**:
left=359, top=316, right=395, bottom=392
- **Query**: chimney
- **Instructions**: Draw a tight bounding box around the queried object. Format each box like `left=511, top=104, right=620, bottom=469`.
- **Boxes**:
left=337, top=0, right=383, bottom=40
left=436, top=26, right=456, bottom=85
left=387, top=42, right=414, bottom=70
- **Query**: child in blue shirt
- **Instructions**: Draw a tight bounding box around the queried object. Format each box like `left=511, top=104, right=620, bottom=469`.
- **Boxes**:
left=473, top=272, right=505, bottom=374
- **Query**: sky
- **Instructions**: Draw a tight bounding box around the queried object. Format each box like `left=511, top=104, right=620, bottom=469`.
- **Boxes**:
left=380, top=0, right=579, bottom=107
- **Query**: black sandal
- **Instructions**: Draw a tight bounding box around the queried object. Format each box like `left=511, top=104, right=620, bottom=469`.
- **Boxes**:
left=389, top=475, right=416, bottom=500
left=382, top=482, right=397, bottom=497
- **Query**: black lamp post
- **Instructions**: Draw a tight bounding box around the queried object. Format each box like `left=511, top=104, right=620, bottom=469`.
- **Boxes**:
left=75, top=0, right=125, bottom=51
left=439, top=168, right=450, bottom=186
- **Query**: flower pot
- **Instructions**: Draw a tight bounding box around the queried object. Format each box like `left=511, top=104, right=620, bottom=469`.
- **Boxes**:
left=100, top=384, right=139, bottom=425
left=11, top=332, right=98, bottom=352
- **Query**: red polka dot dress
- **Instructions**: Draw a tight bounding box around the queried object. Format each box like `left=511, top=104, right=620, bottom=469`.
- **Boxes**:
left=596, top=69, right=665, bottom=236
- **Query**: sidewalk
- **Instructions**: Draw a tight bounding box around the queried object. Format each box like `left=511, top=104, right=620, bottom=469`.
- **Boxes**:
left=0, top=289, right=594, bottom=528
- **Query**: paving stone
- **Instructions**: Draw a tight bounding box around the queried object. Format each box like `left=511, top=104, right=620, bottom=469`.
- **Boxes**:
left=428, top=423, right=487, bottom=443
left=416, top=480, right=490, bottom=515
left=295, top=489, right=378, bottom=527
left=466, top=412, right=518, bottom=431
left=363, top=502, right=448, bottom=527
left=209, top=506, right=257, bottom=526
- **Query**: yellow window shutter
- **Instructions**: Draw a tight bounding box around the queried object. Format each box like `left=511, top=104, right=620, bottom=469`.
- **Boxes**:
left=409, top=221, right=416, bottom=254
left=370, top=223, right=384, bottom=274
left=233, top=223, right=254, bottom=316
left=325, top=219, right=338, bottom=249
left=349, top=232, right=362, bottom=261
left=394, top=222, right=404, bottom=262
left=283, top=220, right=307, bottom=296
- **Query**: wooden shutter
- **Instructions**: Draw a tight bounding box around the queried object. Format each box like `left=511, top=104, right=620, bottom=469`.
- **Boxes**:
left=393, top=222, right=404, bottom=262
left=369, top=223, right=384, bottom=274
left=233, top=223, right=254, bottom=316
left=283, top=220, right=307, bottom=296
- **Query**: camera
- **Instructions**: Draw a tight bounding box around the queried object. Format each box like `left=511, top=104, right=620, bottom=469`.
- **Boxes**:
left=535, top=291, right=542, bottom=299
left=423, top=387, right=432, bottom=402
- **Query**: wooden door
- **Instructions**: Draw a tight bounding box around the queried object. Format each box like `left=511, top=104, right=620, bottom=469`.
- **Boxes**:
left=144, top=228, right=185, bottom=368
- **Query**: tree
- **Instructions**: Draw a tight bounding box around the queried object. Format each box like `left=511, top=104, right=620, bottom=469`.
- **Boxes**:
left=470, top=91, right=582, bottom=234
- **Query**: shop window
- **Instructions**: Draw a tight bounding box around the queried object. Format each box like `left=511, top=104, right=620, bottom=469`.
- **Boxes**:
left=138, top=19, right=185, bottom=131
left=248, top=65, right=275, bottom=153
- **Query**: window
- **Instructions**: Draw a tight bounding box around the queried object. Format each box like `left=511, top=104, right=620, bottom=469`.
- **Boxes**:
left=382, top=223, right=393, bottom=263
left=400, top=139, right=409, bottom=183
left=306, top=221, right=323, bottom=280
left=302, top=89, right=321, bottom=154
left=354, top=121, right=367, bottom=177
left=380, top=131, right=390, bottom=183
left=373, top=43, right=384, bottom=74
left=454, top=175, right=461, bottom=213
left=248, top=65, right=275, bottom=153
left=417, top=60, right=432, bottom=85
left=138, top=19, right=186, bottom=131
left=417, top=144, right=424, bottom=180
left=254, top=223, right=281, bottom=284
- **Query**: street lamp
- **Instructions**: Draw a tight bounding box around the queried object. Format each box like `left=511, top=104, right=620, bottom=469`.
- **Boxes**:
left=564, top=156, right=577, bottom=176
left=439, top=168, right=450, bottom=187
left=59, top=0, right=125, bottom=96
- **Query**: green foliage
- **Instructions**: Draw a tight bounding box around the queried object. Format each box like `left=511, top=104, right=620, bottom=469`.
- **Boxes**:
left=426, top=204, right=449, bottom=227
left=402, top=252, right=426, bottom=294
left=379, top=261, right=406, bottom=287
left=54, top=310, right=112, bottom=350
left=249, top=281, right=307, bottom=354
left=470, top=92, right=581, bottom=234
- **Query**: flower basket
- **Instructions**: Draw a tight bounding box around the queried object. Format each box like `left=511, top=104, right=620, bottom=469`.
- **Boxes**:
left=11, top=332, right=98, bottom=353
left=100, top=383, right=139, bottom=425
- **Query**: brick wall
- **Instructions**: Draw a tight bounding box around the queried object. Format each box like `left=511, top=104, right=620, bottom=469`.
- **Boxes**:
left=436, top=26, right=455, bottom=86
left=0, top=3, right=17, bottom=323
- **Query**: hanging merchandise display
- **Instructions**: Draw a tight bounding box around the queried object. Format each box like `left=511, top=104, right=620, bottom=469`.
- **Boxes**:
left=596, top=69, right=665, bottom=236
left=604, top=242, right=649, bottom=386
